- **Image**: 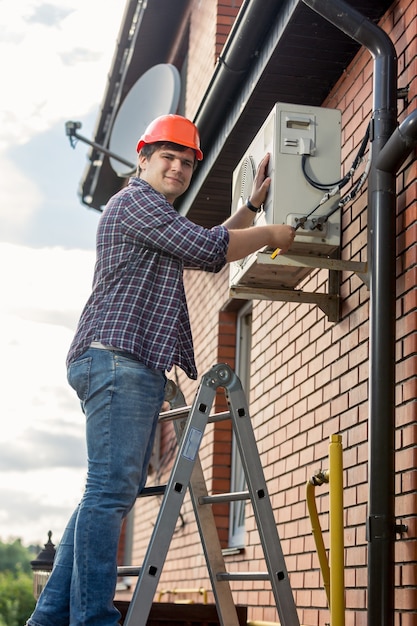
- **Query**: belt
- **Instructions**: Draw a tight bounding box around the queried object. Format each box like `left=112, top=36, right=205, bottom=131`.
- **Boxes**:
left=90, top=341, right=138, bottom=361
left=90, top=341, right=113, bottom=350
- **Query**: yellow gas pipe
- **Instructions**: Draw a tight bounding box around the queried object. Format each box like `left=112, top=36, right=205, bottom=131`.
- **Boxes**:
left=306, top=470, right=330, bottom=605
left=306, top=434, right=345, bottom=626
left=329, top=434, right=345, bottom=626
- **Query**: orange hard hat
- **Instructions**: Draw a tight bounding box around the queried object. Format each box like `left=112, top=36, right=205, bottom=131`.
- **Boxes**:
left=136, top=114, right=203, bottom=161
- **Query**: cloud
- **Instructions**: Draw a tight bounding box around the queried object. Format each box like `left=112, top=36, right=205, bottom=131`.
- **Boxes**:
left=60, top=47, right=102, bottom=66
left=0, top=427, right=86, bottom=472
left=0, top=467, right=86, bottom=544
left=0, top=484, right=74, bottom=527
left=24, top=3, right=73, bottom=27
left=0, top=243, right=94, bottom=543
left=0, top=156, right=43, bottom=238
left=2, top=116, right=101, bottom=249
left=0, top=0, right=124, bottom=146
left=0, top=243, right=93, bottom=455
left=1, top=243, right=94, bottom=317
left=15, top=308, right=83, bottom=332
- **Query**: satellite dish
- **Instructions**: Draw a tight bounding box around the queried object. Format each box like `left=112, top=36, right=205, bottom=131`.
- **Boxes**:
left=109, top=63, right=181, bottom=177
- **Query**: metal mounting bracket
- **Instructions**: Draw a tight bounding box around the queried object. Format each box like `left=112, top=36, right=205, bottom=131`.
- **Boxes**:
left=229, top=252, right=368, bottom=323
left=64, top=121, right=135, bottom=170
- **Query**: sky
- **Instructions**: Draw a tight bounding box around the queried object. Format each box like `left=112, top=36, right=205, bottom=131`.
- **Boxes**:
left=0, top=0, right=127, bottom=547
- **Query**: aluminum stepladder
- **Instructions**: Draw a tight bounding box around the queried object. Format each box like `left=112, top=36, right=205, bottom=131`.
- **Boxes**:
left=122, top=363, right=300, bottom=626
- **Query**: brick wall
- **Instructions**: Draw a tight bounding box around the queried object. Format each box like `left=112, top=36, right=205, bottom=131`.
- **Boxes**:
left=389, top=2, right=417, bottom=624
left=215, top=1, right=244, bottom=58
left=124, top=1, right=416, bottom=624
left=186, top=0, right=243, bottom=119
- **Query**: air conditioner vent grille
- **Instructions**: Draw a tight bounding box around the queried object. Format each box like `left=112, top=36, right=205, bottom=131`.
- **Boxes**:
left=232, top=155, right=256, bottom=213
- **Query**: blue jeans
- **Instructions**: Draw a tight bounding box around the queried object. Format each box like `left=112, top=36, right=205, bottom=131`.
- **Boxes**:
left=28, top=347, right=166, bottom=626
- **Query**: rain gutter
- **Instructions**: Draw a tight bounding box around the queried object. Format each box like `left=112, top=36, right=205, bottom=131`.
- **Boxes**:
left=301, top=2, right=398, bottom=626
left=192, top=0, right=283, bottom=143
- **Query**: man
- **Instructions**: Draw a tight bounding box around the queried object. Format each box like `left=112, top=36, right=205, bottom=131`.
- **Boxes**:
left=27, top=114, right=294, bottom=626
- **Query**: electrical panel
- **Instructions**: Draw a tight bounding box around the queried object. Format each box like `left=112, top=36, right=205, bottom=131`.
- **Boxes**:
left=229, top=102, right=342, bottom=290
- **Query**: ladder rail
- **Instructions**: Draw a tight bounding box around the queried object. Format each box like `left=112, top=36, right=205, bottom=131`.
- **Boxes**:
left=174, top=415, right=241, bottom=626
left=123, top=380, right=209, bottom=626
left=226, top=378, right=299, bottom=625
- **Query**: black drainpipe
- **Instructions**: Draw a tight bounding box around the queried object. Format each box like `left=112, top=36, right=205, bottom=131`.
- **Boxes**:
left=301, top=1, right=398, bottom=625
left=377, top=109, right=417, bottom=173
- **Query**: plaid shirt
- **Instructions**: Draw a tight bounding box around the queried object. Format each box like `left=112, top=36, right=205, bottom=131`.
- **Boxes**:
left=66, top=177, right=229, bottom=379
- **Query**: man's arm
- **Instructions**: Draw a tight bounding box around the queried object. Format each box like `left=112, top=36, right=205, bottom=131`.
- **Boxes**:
left=226, top=224, right=295, bottom=262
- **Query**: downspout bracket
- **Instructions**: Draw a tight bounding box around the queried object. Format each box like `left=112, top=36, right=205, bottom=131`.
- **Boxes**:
left=366, top=514, right=396, bottom=541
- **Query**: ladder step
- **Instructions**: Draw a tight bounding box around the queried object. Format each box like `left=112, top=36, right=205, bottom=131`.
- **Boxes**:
left=199, top=491, right=250, bottom=504
left=158, top=406, right=230, bottom=424
left=118, top=566, right=142, bottom=577
left=118, top=567, right=272, bottom=581
left=140, top=487, right=250, bottom=503
left=217, top=572, right=270, bottom=581
left=141, top=487, right=250, bottom=503
left=138, top=485, right=166, bottom=497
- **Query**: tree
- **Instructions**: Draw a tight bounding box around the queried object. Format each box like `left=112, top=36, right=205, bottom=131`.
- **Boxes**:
left=0, top=538, right=34, bottom=576
left=0, top=539, right=37, bottom=626
left=0, top=571, right=35, bottom=626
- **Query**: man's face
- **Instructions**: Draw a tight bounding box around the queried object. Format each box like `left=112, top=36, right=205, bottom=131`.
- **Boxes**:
left=138, top=146, right=195, bottom=203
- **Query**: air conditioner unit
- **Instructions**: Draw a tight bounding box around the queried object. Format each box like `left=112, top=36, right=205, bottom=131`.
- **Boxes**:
left=229, top=102, right=342, bottom=290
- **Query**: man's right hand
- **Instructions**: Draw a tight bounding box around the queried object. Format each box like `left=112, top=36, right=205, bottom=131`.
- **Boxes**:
left=268, top=224, right=295, bottom=255
left=226, top=223, right=295, bottom=262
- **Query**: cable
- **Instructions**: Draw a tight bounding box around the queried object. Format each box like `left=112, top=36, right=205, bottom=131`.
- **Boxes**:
left=301, top=121, right=370, bottom=192
left=302, top=155, right=350, bottom=191
left=297, top=149, right=371, bottom=231
left=296, top=121, right=371, bottom=230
